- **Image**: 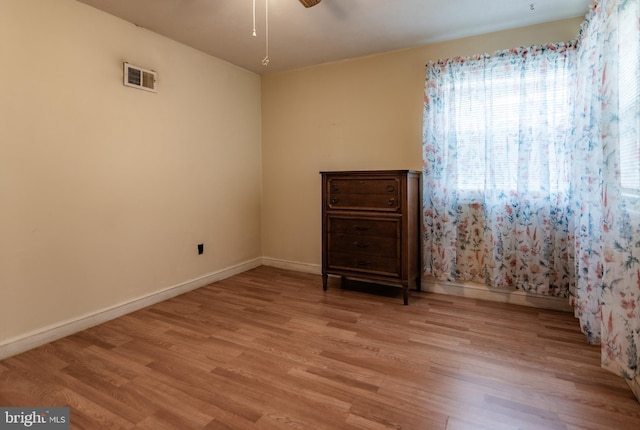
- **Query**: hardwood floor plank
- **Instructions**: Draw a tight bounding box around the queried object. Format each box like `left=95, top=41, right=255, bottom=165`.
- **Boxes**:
left=1, top=266, right=638, bottom=429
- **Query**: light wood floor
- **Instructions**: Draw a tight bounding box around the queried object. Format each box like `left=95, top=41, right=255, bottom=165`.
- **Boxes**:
left=1, top=266, right=639, bottom=429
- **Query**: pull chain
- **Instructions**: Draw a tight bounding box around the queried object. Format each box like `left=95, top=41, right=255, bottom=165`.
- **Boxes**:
left=252, top=0, right=270, bottom=66
left=252, top=0, right=257, bottom=37
left=262, top=0, right=270, bottom=66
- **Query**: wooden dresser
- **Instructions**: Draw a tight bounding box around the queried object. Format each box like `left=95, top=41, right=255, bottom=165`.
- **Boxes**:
left=320, top=170, right=421, bottom=305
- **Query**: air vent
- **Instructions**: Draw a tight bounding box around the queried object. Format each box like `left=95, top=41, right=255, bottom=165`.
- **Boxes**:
left=123, top=62, right=157, bottom=93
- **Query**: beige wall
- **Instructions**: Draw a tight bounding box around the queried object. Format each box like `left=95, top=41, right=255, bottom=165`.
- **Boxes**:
left=261, top=17, right=584, bottom=269
left=0, top=0, right=262, bottom=345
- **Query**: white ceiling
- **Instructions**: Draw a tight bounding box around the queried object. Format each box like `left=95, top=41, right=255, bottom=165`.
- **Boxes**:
left=75, top=0, right=591, bottom=75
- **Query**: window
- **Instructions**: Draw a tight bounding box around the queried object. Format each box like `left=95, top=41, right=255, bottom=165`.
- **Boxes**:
left=449, top=59, right=573, bottom=196
left=618, top=1, right=640, bottom=194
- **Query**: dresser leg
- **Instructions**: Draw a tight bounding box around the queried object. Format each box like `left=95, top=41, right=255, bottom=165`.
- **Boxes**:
left=403, top=287, right=409, bottom=305
left=416, top=276, right=421, bottom=292
left=322, top=274, right=328, bottom=291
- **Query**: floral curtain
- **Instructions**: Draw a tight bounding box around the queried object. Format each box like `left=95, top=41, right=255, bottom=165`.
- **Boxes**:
left=571, top=0, right=640, bottom=379
left=423, top=0, right=640, bottom=381
left=423, top=43, right=577, bottom=297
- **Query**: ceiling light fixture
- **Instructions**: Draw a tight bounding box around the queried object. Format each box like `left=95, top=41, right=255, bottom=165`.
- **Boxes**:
left=299, top=0, right=321, bottom=7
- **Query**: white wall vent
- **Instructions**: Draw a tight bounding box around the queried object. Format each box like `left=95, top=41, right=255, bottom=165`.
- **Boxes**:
left=123, top=62, right=157, bottom=93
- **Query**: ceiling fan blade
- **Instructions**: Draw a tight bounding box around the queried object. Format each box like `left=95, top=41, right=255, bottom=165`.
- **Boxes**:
left=299, top=0, right=321, bottom=7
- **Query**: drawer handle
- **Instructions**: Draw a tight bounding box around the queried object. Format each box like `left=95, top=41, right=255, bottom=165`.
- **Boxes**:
left=331, top=184, right=340, bottom=192
left=331, top=198, right=339, bottom=205
left=388, top=198, right=395, bottom=206
left=357, top=260, right=371, bottom=267
left=355, top=225, right=370, bottom=231
left=387, top=185, right=395, bottom=192
left=354, top=241, right=370, bottom=248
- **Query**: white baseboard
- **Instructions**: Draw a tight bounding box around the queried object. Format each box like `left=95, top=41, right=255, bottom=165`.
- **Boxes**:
left=0, top=258, right=262, bottom=361
left=422, top=277, right=573, bottom=312
left=261, top=258, right=571, bottom=312
left=262, top=257, right=321, bottom=275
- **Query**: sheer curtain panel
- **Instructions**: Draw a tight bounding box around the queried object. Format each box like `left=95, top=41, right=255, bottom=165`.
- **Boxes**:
left=571, top=0, right=640, bottom=380
left=422, top=43, right=577, bottom=297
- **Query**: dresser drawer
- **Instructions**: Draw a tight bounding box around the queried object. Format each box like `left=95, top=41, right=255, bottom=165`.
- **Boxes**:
left=326, top=177, right=400, bottom=211
left=328, top=252, right=399, bottom=276
left=328, top=217, right=399, bottom=237
left=328, top=233, right=398, bottom=258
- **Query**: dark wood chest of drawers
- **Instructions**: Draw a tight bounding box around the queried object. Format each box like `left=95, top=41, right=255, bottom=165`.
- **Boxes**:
left=320, top=170, right=421, bottom=305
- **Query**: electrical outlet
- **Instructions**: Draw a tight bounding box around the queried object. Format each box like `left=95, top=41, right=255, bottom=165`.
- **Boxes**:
left=197, top=243, right=204, bottom=255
